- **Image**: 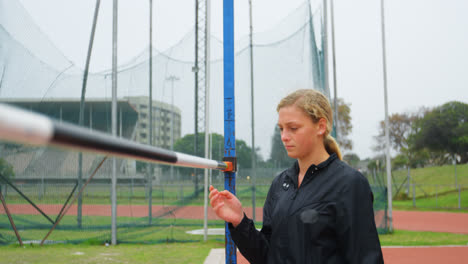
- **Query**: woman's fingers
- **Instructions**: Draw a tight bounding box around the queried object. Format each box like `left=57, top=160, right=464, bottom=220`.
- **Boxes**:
left=219, top=190, right=232, bottom=197
left=210, top=192, right=228, bottom=207
left=209, top=187, right=219, bottom=200
left=212, top=201, right=225, bottom=213
left=210, top=192, right=221, bottom=206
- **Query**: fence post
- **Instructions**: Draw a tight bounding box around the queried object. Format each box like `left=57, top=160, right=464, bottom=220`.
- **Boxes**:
left=161, top=184, right=164, bottom=205
left=406, top=166, right=410, bottom=196
left=412, top=183, right=416, bottom=208
left=458, top=184, right=461, bottom=209
left=180, top=184, right=184, bottom=206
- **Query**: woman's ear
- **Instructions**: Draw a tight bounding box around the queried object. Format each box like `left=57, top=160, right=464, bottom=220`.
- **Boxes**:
left=317, top=118, right=327, bottom=135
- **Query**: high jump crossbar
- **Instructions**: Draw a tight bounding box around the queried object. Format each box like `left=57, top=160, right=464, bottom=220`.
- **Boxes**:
left=0, top=103, right=234, bottom=172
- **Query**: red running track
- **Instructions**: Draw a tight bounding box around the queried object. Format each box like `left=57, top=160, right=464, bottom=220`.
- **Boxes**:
left=392, top=210, right=468, bottom=234
left=1, top=204, right=468, bottom=234
left=236, top=246, right=468, bottom=264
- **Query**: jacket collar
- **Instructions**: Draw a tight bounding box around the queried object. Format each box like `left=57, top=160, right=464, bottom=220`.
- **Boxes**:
left=285, top=153, right=338, bottom=186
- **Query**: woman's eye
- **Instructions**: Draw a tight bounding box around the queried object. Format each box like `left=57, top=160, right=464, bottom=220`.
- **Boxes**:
left=290, top=127, right=297, bottom=131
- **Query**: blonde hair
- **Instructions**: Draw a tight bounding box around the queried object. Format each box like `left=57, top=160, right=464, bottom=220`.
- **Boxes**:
left=277, top=89, right=342, bottom=160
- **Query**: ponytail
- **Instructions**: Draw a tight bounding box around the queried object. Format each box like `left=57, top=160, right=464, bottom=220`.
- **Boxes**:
left=324, top=134, right=342, bottom=160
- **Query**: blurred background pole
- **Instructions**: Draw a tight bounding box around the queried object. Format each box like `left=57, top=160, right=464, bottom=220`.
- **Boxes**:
left=111, top=0, right=118, bottom=245
left=380, top=0, right=393, bottom=232
left=330, top=0, right=338, bottom=140
left=248, top=0, right=257, bottom=224
left=147, top=0, right=154, bottom=225
left=193, top=0, right=200, bottom=197
left=78, top=0, right=100, bottom=229
left=307, top=0, right=322, bottom=90
left=322, top=0, right=329, bottom=94
left=224, top=0, right=236, bottom=262
left=166, top=75, right=180, bottom=183
left=453, top=154, right=458, bottom=187
left=203, top=0, right=211, bottom=242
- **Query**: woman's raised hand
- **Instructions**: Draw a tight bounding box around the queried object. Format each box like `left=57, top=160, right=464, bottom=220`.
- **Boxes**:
left=209, top=185, right=244, bottom=227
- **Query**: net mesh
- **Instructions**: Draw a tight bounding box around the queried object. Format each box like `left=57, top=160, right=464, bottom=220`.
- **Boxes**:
left=0, top=0, right=388, bottom=245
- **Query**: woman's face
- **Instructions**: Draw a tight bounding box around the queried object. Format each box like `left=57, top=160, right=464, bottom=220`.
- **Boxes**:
left=278, top=105, right=323, bottom=160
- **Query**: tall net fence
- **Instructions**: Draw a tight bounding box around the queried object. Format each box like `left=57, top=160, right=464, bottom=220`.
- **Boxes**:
left=0, top=0, right=387, bottom=245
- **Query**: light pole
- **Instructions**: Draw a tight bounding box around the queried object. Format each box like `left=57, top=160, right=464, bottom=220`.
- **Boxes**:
left=166, top=75, right=180, bottom=182
left=380, top=0, right=393, bottom=232
left=248, top=0, right=257, bottom=224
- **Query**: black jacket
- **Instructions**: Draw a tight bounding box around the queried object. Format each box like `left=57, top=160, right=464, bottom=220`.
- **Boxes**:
left=229, top=154, right=384, bottom=264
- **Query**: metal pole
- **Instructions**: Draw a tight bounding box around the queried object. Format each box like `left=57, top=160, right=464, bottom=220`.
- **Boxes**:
left=248, top=0, right=257, bottom=224
left=90, top=104, right=93, bottom=130
left=458, top=185, right=461, bottom=209
left=307, top=0, right=322, bottom=89
left=454, top=155, right=458, bottom=188
left=330, top=0, right=338, bottom=139
left=171, top=89, right=174, bottom=181
left=170, top=78, right=175, bottom=181
left=55, top=182, right=79, bottom=223
left=148, top=0, right=154, bottom=225
left=40, top=172, right=44, bottom=200
left=322, top=0, right=330, bottom=94
left=41, top=158, right=108, bottom=246
left=203, top=0, right=211, bottom=242
left=166, top=76, right=180, bottom=184
left=78, top=0, right=101, bottom=229
left=380, top=0, right=393, bottom=232
left=0, top=187, right=23, bottom=246
left=224, top=0, right=236, bottom=262
left=406, top=166, right=411, bottom=196
left=194, top=0, right=200, bottom=197
left=0, top=174, right=54, bottom=224
left=111, top=0, right=118, bottom=245
left=0, top=104, right=231, bottom=170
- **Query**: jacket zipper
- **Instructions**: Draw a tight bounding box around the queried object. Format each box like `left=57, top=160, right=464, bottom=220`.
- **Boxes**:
left=292, top=169, right=318, bottom=200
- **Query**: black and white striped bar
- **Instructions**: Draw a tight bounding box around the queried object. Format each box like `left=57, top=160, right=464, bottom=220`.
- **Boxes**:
left=0, top=103, right=229, bottom=171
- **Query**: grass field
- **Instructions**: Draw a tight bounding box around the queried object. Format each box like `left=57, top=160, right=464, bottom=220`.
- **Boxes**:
left=393, top=189, right=468, bottom=210
left=0, top=214, right=227, bottom=245
left=373, top=163, right=468, bottom=194
left=0, top=240, right=224, bottom=264
left=367, top=163, right=468, bottom=210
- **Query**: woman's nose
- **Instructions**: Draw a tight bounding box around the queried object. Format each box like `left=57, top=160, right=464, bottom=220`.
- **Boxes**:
left=281, top=131, right=289, bottom=142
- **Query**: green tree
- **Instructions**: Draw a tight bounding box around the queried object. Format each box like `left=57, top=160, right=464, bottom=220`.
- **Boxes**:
left=374, top=113, right=417, bottom=153
left=343, top=153, right=360, bottom=168
left=411, top=101, right=468, bottom=164
left=0, top=157, right=15, bottom=182
left=331, top=98, right=353, bottom=151
left=392, top=154, right=408, bottom=170
left=367, top=157, right=385, bottom=172
left=373, top=110, right=430, bottom=168
left=173, top=132, right=261, bottom=170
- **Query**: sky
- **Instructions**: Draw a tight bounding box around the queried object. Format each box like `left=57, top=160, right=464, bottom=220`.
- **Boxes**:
left=12, top=0, right=468, bottom=160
